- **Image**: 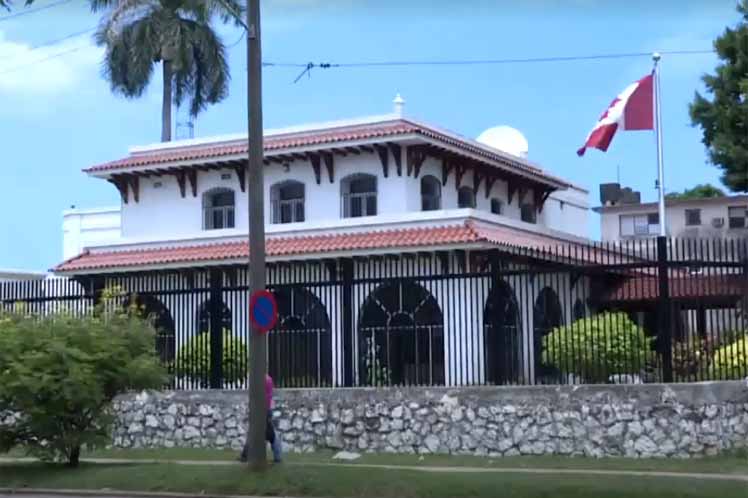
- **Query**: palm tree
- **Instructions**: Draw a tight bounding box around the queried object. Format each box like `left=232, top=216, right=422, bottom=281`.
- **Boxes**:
left=2, top=1, right=243, bottom=141
left=94, top=0, right=244, bottom=142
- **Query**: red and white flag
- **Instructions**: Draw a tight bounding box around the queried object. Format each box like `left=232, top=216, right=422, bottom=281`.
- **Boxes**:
left=577, top=73, right=654, bottom=156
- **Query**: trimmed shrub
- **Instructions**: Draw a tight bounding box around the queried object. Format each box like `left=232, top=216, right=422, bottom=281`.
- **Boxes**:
left=175, top=330, right=248, bottom=386
left=712, top=334, right=748, bottom=380
left=542, top=312, right=654, bottom=383
left=0, top=299, right=166, bottom=466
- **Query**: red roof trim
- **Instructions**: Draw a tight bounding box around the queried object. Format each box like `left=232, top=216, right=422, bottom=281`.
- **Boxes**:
left=607, top=275, right=747, bottom=301
left=53, top=222, right=585, bottom=273
left=83, top=119, right=568, bottom=186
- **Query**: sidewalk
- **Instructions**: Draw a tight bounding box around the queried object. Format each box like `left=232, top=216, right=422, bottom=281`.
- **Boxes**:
left=2, top=456, right=747, bottom=483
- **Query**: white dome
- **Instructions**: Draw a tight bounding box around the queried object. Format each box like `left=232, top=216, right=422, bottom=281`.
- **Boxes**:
left=476, top=126, right=529, bottom=159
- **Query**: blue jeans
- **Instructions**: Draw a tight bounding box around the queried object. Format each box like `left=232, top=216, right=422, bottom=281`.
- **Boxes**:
left=240, top=414, right=282, bottom=462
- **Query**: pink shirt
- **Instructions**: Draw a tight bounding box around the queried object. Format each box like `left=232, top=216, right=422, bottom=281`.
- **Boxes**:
left=265, top=374, right=273, bottom=411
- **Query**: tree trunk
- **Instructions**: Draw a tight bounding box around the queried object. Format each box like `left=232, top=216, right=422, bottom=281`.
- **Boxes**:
left=67, top=445, right=81, bottom=467
left=162, top=60, right=173, bottom=142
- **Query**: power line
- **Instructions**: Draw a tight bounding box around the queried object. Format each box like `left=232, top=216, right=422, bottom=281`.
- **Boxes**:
left=228, top=29, right=245, bottom=48
left=0, top=0, right=73, bottom=22
left=0, top=27, right=94, bottom=62
left=0, top=43, right=86, bottom=76
left=0, top=44, right=716, bottom=80
left=279, top=49, right=716, bottom=82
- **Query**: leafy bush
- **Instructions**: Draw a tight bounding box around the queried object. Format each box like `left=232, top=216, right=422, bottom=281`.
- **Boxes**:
left=175, top=330, right=247, bottom=386
left=542, top=312, right=654, bottom=383
left=672, top=337, right=716, bottom=380
left=711, top=333, right=748, bottom=380
left=0, top=300, right=166, bottom=466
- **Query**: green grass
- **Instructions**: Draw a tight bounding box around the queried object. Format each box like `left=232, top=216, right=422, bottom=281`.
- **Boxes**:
left=1, top=461, right=746, bottom=498
left=64, top=446, right=748, bottom=475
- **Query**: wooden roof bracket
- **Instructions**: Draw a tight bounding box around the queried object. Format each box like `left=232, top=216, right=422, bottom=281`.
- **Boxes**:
left=322, top=152, right=335, bottom=183
left=108, top=175, right=129, bottom=204
left=233, top=163, right=247, bottom=193
left=375, top=145, right=389, bottom=178
left=388, top=143, right=402, bottom=176
left=441, top=156, right=453, bottom=186
left=309, top=153, right=322, bottom=184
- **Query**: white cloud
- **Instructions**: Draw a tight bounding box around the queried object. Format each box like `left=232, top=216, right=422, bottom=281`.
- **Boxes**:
left=0, top=30, right=102, bottom=97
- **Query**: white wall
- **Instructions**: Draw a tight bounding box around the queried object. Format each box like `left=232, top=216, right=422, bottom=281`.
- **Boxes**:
left=121, top=153, right=413, bottom=239
left=115, top=152, right=590, bottom=241
left=600, top=198, right=748, bottom=242
left=63, top=207, right=121, bottom=260
left=539, top=187, right=590, bottom=239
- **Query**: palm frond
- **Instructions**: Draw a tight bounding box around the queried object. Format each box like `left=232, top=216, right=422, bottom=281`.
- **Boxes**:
left=100, top=15, right=159, bottom=98
left=172, top=18, right=230, bottom=116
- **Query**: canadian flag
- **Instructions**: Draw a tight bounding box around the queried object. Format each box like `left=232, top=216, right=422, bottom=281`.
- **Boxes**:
left=577, top=73, right=654, bottom=156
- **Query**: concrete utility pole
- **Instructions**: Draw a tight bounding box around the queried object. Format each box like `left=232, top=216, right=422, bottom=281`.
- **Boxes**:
left=246, top=0, right=268, bottom=469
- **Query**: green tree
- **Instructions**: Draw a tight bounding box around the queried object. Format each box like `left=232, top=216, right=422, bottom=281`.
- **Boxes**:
left=2, top=1, right=243, bottom=142
left=665, top=183, right=726, bottom=200
left=0, top=303, right=166, bottom=467
left=95, top=0, right=243, bottom=142
left=542, top=312, right=654, bottom=383
left=712, top=333, right=748, bottom=380
left=175, top=329, right=247, bottom=387
left=690, top=0, right=748, bottom=193
left=0, top=0, right=29, bottom=10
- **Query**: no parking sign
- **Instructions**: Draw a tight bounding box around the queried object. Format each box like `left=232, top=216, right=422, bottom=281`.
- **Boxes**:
left=249, top=290, right=278, bottom=334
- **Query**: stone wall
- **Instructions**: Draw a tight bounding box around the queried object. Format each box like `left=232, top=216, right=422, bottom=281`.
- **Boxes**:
left=112, top=382, right=748, bottom=458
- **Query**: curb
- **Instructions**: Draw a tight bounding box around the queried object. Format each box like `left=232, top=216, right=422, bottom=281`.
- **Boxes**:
left=0, top=489, right=299, bottom=498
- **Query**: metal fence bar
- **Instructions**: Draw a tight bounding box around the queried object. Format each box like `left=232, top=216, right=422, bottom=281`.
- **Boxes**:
left=2, top=236, right=747, bottom=389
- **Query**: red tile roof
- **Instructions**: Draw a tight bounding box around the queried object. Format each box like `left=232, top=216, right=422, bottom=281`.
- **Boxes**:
left=54, top=222, right=586, bottom=273
left=607, top=275, right=747, bottom=302
left=83, top=119, right=569, bottom=187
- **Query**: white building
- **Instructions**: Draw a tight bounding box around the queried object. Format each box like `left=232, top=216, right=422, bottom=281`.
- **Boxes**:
left=52, top=99, right=600, bottom=388
left=0, top=269, right=47, bottom=282
left=594, top=182, right=748, bottom=242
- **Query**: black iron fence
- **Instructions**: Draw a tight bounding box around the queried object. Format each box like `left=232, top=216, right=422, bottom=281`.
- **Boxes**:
left=1, top=236, right=746, bottom=388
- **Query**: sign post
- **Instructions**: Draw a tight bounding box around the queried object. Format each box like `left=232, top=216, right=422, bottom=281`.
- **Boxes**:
left=245, top=0, right=267, bottom=470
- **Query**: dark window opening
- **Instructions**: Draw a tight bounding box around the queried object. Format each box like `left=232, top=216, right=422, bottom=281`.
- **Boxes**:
left=490, top=198, right=503, bottom=215
left=203, top=189, right=235, bottom=230
left=484, top=281, right=521, bottom=385
left=421, top=176, right=441, bottom=211
left=728, top=206, right=747, bottom=229
left=685, top=209, right=701, bottom=226
left=342, top=174, right=377, bottom=218
left=533, top=287, right=564, bottom=384
left=458, top=187, right=476, bottom=209
left=359, top=281, right=444, bottom=386
left=271, top=181, right=305, bottom=224
left=269, top=287, right=332, bottom=387
left=521, top=203, right=537, bottom=224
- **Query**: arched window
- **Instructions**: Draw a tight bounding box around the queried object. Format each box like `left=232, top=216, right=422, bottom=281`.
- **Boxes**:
left=203, top=188, right=235, bottom=230
left=270, top=181, right=305, bottom=224
left=123, top=294, right=175, bottom=365
left=484, top=281, right=521, bottom=385
left=358, top=281, right=444, bottom=386
left=197, top=300, right=233, bottom=333
left=533, top=287, right=564, bottom=383
left=269, top=287, right=332, bottom=387
left=341, top=174, right=377, bottom=218
left=421, top=175, right=441, bottom=211
left=457, top=186, right=476, bottom=208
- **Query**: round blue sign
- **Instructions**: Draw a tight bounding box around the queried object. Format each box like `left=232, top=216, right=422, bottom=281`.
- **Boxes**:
left=249, top=290, right=278, bottom=333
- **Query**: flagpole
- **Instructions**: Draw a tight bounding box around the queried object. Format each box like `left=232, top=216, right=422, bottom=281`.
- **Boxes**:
left=653, top=52, right=667, bottom=237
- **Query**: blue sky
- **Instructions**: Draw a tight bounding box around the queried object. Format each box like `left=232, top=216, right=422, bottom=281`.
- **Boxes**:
left=0, top=0, right=739, bottom=270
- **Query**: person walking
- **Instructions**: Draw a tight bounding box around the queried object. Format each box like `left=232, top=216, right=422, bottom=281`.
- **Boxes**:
left=239, top=373, right=282, bottom=463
